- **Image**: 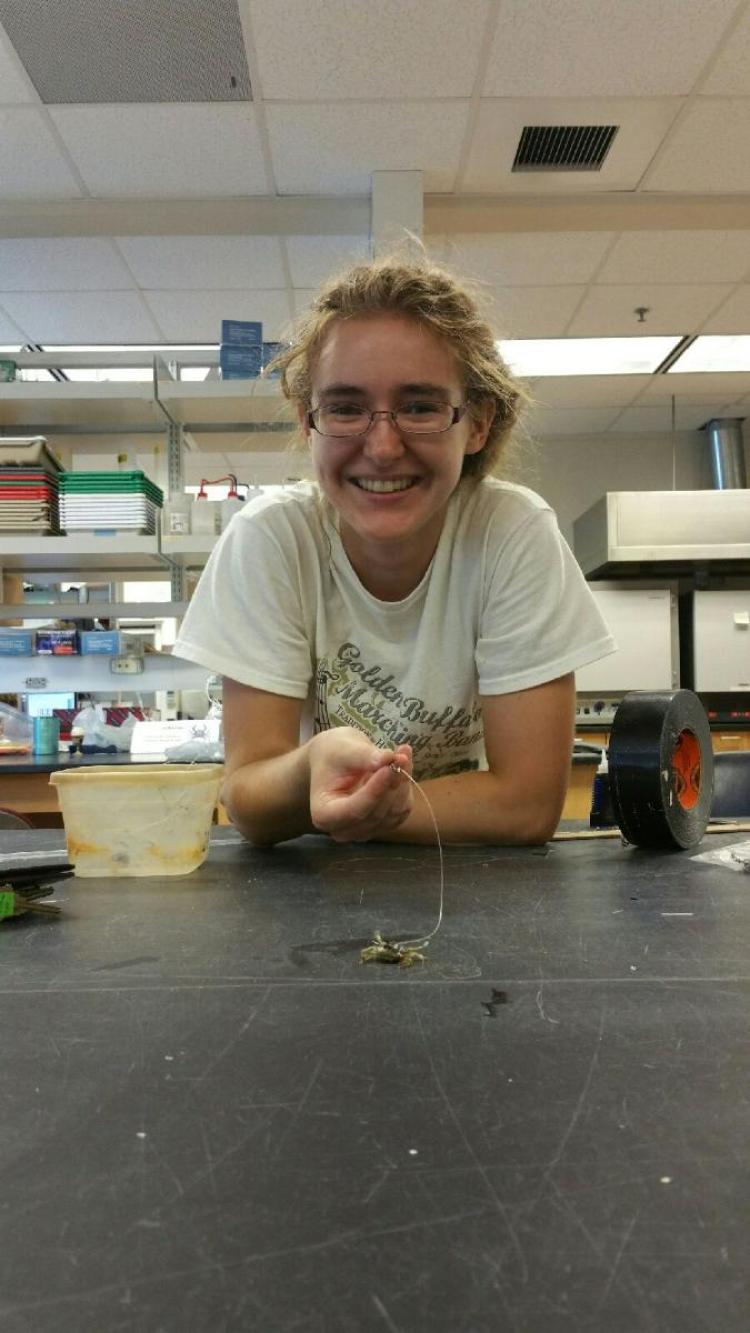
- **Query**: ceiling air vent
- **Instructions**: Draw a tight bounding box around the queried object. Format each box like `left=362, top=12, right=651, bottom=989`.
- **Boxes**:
left=0, top=0, right=251, bottom=103
left=513, top=125, right=618, bottom=172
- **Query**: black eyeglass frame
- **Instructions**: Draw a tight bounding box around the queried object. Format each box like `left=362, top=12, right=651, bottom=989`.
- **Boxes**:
left=306, top=403, right=470, bottom=439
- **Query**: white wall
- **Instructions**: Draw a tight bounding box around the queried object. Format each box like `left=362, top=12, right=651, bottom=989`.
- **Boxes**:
left=513, top=429, right=748, bottom=545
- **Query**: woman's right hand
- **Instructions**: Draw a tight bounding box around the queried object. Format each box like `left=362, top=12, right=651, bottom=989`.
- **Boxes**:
left=308, top=728, right=413, bottom=842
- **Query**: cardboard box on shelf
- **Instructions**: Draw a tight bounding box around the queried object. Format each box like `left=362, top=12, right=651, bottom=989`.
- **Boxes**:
left=0, top=629, right=34, bottom=656
left=35, top=629, right=79, bottom=655
left=219, top=344, right=263, bottom=380
left=220, top=320, right=262, bottom=347
left=79, top=630, right=122, bottom=656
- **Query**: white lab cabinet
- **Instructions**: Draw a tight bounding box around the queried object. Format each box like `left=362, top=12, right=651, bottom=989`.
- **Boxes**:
left=575, top=585, right=679, bottom=693
left=693, top=590, right=750, bottom=692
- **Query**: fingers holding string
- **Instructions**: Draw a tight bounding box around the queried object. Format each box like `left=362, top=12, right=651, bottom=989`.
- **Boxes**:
left=313, top=756, right=412, bottom=837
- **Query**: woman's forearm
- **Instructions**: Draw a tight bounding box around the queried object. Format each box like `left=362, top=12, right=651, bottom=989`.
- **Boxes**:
left=221, top=743, right=316, bottom=846
left=383, top=768, right=566, bottom=846
left=222, top=758, right=565, bottom=848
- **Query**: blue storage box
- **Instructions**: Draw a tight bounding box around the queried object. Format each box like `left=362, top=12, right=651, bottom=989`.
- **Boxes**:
left=220, top=343, right=263, bottom=380
left=79, top=630, right=122, bottom=656
left=220, top=320, right=262, bottom=347
left=0, top=628, right=34, bottom=656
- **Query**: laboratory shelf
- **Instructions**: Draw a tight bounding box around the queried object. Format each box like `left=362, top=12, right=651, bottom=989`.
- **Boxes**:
left=0, top=602, right=188, bottom=621
left=0, top=535, right=167, bottom=575
left=159, top=534, right=217, bottom=567
left=157, top=379, right=294, bottom=429
left=0, top=382, right=164, bottom=431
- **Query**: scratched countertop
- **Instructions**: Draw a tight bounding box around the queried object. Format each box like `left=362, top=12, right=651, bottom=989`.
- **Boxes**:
left=0, top=826, right=747, bottom=1332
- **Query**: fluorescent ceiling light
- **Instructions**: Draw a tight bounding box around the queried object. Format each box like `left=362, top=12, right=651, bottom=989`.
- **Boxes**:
left=0, top=345, right=21, bottom=352
left=61, top=368, right=153, bottom=382
left=499, top=336, right=681, bottom=376
left=667, top=335, right=750, bottom=374
left=179, top=367, right=212, bottom=382
left=17, top=368, right=55, bottom=382
left=43, top=343, right=218, bottom=352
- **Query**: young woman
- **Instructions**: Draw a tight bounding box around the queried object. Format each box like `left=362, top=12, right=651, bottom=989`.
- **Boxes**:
left=174, top=255, right=615, bottom=846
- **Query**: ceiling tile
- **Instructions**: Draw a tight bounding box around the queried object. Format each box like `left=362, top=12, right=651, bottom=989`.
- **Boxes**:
left=266, top=102, right=469, bottom=194
left=486, top=286, right=585, bottom=338
left=526, top=405, right=623, bottom=435
left=0, top=107, right=83, bottom=199
left=644, top=100, right=750, bottom=193
left=701, top=8, right=750, bottom=95
left=610, top=402, right=732, bottom=432
left=702, top=286, right=750, bottom=333
left=291, top=289, right=316, bottom=317
left=49, top=104, right=269, bottom=197
left=142, top=289, right=292, bottom=341
left=463, top=98, right=682, bottom=194
left=432, top=232, right=616, bottom=285
left=0, top=23, right=37, bottom=101
left=530, top=375, right=650, bottom=408
left=597, top=231, right=750, bottom=284
left=249, top=0, right=488, bottom=99
left=117, top=236, right=286, bottom=290
left=0, top=302, right=26, bottom=341
left=568, top=284, right=733, bottom=337
left=0, top=291, right=162, bottom=342
left=483, top=0, right=738, bottom=97
left=640, top=371, right=750, bottom=400
left=286, top=236, right=370, bottom=287
left=0, top=238, right=133, bottom=291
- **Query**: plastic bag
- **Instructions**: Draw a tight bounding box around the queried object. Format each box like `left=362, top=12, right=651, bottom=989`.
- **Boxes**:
left=72, top=703, right=136, bottom=753
left=164, top=720, right=224, bottom=763
left=0, top=702, right=32, bottom=753
left=164, top=739, right=225, bottom=763
left=692, top=840, right=750, bottom=874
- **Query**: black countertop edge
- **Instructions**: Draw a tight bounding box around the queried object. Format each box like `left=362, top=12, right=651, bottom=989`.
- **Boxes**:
left=1, top=751, right=602, bottom=774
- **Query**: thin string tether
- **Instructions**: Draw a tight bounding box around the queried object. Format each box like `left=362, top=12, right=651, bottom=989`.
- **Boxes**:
left=387, top=766, right=444, bottom=953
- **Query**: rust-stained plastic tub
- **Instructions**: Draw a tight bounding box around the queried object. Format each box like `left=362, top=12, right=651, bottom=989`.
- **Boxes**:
left=49, top=764, right=223, bottom=877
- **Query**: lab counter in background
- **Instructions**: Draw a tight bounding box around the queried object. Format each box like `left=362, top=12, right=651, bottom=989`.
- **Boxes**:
left=3, top=734, right=749, bottom=830
left=0, top=751, right=230, bottom=827
left=0, top=751, right=601, bottom=827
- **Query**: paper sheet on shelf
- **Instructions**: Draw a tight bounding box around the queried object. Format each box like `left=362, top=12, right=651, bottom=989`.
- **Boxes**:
left=130, top=718, right=221, bottom=759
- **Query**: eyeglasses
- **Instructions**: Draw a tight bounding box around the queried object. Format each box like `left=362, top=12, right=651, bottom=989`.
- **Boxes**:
left=307, top=401, right=469, bottom=439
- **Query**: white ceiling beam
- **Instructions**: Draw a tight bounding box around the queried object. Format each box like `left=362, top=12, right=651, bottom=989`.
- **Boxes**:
left=370, top=171, right=423, bottom=256
left=426, top=194, right=750, bottom=233
left=0, top=197, right=370, bottom=239
left=2, top=193, right=750, bottom=241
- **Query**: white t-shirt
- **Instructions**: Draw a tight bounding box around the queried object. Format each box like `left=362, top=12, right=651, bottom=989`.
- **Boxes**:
left=174, top=478, right=616, bottom=780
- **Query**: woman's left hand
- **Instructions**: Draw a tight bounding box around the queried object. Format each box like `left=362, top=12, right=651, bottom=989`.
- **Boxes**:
left=308, top=729, right=413, bottom=842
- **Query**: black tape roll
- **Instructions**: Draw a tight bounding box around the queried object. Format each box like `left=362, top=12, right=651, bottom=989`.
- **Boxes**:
left=608, top=690, right=714, bottom=849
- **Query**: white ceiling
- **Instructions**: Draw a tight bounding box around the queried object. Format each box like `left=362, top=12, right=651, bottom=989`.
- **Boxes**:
left=0, top=0, right=749, bottom=437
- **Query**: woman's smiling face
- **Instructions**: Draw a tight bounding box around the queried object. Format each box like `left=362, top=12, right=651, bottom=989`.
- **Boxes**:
left=302, top=313, right=492, bottom=588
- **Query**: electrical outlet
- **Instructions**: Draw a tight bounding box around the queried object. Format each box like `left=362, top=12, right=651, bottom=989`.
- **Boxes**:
left=110, top=654, right=144, bottom=675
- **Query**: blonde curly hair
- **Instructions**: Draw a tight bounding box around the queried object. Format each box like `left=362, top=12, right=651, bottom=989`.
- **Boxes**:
left=269, top=251, right=526, bottom=479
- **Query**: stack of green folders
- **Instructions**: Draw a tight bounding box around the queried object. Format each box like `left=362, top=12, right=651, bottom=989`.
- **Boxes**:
left=58, top=471, right=164, bottom=535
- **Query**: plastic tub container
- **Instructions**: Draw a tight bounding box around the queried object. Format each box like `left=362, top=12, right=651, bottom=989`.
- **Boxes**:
left=49, top=764, right=223, bottom=877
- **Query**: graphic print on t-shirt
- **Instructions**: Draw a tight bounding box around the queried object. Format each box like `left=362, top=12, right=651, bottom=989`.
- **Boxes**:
left=313, top=642, right=483, bottom=780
